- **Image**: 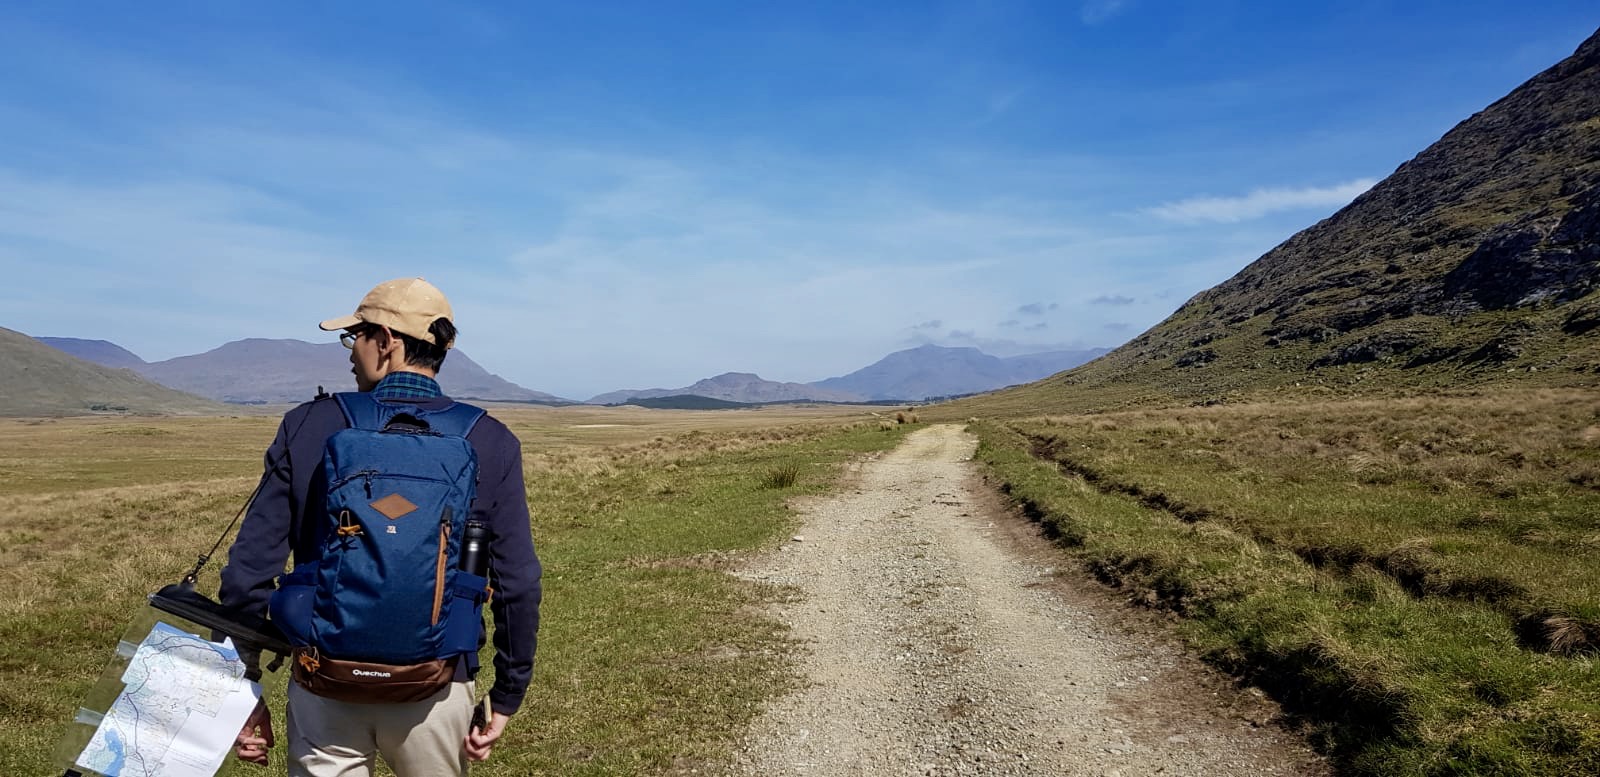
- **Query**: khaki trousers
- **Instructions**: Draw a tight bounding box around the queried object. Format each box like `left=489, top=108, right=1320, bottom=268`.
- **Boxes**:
left=286, top=679, right=474, bottom=777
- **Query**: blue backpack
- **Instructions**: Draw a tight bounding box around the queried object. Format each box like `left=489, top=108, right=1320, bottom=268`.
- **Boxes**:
left=269, top=393, right=491, bottom=680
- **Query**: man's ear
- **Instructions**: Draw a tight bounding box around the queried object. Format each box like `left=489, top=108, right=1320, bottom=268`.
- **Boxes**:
left=373, top=326, right=396, bottom=355
left=376, top=327, right=407, bottom=362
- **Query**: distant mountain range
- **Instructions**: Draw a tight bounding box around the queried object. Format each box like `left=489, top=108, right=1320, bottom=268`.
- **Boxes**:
left=810, top=345, right=1109, bottom=401
left=31, top=335, right=1106, bottom=411
left=2, top=328, right=223, bottom=416
left=588, top=372, right=861, bottom=405
left=587, top=345, right=1107, bottom=404
left=40, top=337, right=573, bottom=405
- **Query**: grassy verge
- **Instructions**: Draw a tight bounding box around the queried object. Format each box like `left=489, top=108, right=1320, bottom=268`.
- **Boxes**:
left=485, top=423, right=907, bottom=774
left=969, top=390, right=1600, bottom=775
left=0, top=413, right=908, bottom=776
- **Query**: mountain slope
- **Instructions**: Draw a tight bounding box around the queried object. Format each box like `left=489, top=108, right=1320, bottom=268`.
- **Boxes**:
left=813, top=344, right=1108, bottom=401
left=1, top=328, right=223, bottom=416
left=136, top=339, right=571, bottom=404
left=589, top=372, right=861, bottom=405
left=37, top=337, right=148, bottom=370
left=972, top=29, right=1600, bottom=415
left=999, top=349, right=1111, bottom=382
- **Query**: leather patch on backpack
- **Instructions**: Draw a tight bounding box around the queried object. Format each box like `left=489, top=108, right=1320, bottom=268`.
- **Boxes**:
left=369, top=493, right=418, bottom=520
left=291, top=648, right=454, bottom=704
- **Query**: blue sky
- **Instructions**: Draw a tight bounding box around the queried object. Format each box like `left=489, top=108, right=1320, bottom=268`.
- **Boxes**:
left=1, top=2, right=1595, bottom=400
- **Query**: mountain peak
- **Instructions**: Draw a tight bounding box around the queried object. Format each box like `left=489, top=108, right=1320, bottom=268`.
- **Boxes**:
left=812, top=345, right=1104, bottom=400
left=589, top=371, right=857, bottom=404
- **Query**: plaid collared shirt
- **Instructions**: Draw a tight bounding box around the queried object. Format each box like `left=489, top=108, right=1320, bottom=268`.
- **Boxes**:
left=372, top=371, right=443, bottom=400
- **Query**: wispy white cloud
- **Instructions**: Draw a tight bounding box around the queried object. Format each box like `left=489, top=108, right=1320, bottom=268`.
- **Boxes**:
left=1081, top=0, right=1131, bottom=25
left=0, top=172, right=374, bottom=341
left=905, top=330, right=1106, bottom=358
left=972, top=86, right=1029, bottom=127
left=0, top=15, right=1381, bottom=399
left=1144, top=178, right=1378, bottom=224
left=0, top=119, right=1312, bottom=397
left=1089, top=294, right=1136, bottom=305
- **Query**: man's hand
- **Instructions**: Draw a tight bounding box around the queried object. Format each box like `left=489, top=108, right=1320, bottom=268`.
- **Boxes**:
left=235, top=699, right=274, bottom=766
left=464, top=710, right=510, bottom=762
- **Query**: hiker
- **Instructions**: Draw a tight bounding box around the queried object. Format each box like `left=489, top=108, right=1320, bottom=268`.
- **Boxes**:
left=218, top=277, right=541, bottom=776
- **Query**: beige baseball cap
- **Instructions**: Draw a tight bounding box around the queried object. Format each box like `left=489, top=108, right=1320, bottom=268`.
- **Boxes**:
left=319, top=277, right=456, bottom=348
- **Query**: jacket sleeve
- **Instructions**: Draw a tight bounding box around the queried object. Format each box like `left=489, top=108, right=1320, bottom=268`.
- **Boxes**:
left=480, top=429, right=542, bottom=716
left=218, top=413, right=297, bottom=676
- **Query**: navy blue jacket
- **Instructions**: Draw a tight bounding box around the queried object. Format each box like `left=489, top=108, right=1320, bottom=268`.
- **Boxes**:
left=219, top=391, right=542, bottom=716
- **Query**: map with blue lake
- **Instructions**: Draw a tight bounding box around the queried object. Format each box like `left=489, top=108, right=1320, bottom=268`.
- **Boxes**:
left=76, top=622, right=258, bottom=777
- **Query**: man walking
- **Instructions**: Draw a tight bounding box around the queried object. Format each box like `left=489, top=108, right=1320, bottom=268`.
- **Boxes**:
left=219, top=278, right=541, bottom=775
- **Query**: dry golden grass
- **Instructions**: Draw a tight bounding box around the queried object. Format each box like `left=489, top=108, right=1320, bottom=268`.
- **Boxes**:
left=971, top=386, right=1600, bottom=775
left=485, top=401, right=878, bottom=451
left=0, top=415, right=279, bottom=496
left=0, top=403, right=902, bottom=776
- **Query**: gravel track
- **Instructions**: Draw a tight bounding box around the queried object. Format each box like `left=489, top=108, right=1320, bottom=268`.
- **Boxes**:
left=728, top=424, right=1330, bottom=777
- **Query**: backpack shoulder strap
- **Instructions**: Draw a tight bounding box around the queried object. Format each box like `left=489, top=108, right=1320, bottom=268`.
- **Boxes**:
left=334, top=392, right=485, bottom=437
left=421, top=402, right=486, bottom=439
left=333, top=392, right=386, bottom=431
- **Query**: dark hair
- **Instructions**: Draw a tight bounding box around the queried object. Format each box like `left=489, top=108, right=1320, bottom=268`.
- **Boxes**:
left=393, top=318, right=454, bottom=372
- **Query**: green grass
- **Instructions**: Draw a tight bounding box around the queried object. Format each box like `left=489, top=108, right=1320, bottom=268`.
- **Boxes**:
left=968, top=388, right=1600, bottom=775
left=0, top=412, right=907, bottom=776
left=761, top=462, right=801, bottom=489
left=495, top=424, right=904, bottom=773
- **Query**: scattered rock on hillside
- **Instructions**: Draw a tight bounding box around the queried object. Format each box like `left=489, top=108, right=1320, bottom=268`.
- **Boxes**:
left=1439, top=184, right=1600, bottom=311
left=1311, top=331, right=1428, bottom=368
left=1562, top=299, right=1600, bottom=335
left=1464, top=323, right=1536, bottom=366
left=1174, top=349, right=1218, bottom=368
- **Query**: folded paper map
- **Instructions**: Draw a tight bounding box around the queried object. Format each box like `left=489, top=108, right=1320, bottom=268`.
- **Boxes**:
left=76, top=622, right=261, bottom=777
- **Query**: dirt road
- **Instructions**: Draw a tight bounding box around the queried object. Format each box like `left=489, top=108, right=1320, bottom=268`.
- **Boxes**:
left=729, top=424, right=1329, bottom=776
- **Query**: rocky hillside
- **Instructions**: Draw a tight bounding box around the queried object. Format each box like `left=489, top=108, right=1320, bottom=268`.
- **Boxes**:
left=981, top=29, right=1600, bottom=414
left=0, top=328, right=223, bottom=416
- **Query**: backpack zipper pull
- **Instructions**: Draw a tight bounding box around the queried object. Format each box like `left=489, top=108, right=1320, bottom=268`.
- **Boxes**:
left=336, top=509, right=363, bottom=538
left=363, top=470, right=374, bottom=499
